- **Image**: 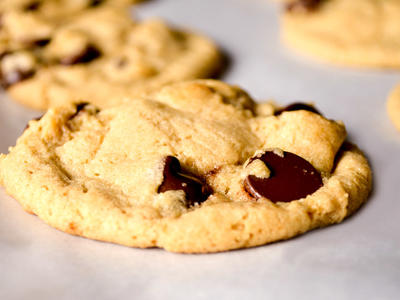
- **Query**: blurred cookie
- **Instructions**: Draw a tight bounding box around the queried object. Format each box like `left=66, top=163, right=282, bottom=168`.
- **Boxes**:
left=0, top=0, right=138, bottom=22
left=282, top=0, right=400, bottom=68
left=0, top=80, right=372, bottom=253
left=0, top=4, right=222, bottom=109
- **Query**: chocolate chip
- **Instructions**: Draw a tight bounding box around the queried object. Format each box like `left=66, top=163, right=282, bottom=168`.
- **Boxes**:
left=60, top=45, right=101, bottom=65
left=158, top=156, right=211, bottom=207
left=33, top=39, right=51, bottom=47
left=68, top=102, right=99, bottom=119
left=21, top=38, right=51, bottom=49
left=75, top=102, right=90, bottom=113
left=244, top=151, right=322, bottom=203
left=0, top=51, right=10, bottom=60
left=286, top=0, right=323, bottom=12
left=0, top=69, right=34, bottom=89
left=274, top=102, right=321, bottom=116
left=24, top=1, right=41, bottom=11
left=89, top=0, right=104, bottom=7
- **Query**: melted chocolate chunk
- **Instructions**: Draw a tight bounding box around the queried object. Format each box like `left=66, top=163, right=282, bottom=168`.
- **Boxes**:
left=33, top=38, right=51, bottom=47
left=244, top=151, right=322, bottom=203
left=89, top=0, right=104, bottom=7
left=158, top=156, right=211, bottom=207
left=274, top=102, right=321, bottom=116
left=24, top=1, right=41, bottom=11
left=0, top=69, right=35, bottom=89
left=60, top=45, right=101, bottom=65
left=286, top=0, right=323, bottom=12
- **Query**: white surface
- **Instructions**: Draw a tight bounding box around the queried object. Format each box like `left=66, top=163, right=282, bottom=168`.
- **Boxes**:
left=1, top=0, right=400, bottom=299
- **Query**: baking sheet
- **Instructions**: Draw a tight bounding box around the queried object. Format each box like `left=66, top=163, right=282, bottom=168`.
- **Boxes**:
left=1, top=0, right=400, bottom=299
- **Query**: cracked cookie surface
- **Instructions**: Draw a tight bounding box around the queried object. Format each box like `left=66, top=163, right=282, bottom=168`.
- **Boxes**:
left=0, top=80, right=372, bottom=253
left=282, top=0, right=400, bottom=68
left=0, top=3, right=222, bottom=109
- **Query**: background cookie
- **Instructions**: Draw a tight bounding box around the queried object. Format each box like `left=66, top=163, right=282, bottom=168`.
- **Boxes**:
left=387, top=84, right=400, bottom=131
left=0, top=80, right=372, bottom=253
left=282, top=0, right=400, bottom=68
left=0, top=4, right=223, bottom=109
left=0, top=0, right=139, bottom=16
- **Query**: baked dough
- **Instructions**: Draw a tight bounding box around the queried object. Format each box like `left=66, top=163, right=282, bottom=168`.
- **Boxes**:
left=0, top=80, right=372, bottom=253
left=0, top=3, right=222, bottom=109
left=282, top=0, right=400, bottom=68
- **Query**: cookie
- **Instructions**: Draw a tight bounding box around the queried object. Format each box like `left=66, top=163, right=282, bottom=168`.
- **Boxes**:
left=0, top=0, right=138, bottom=32
left=387, top=84, right=400, bottom=131
left=0, top=80, right=372, bottom=253
left=0, top=5, right=222, bottom=109
left=282, top=0, right=400, bottom=68
left=0, top=0, right=137, bottom=16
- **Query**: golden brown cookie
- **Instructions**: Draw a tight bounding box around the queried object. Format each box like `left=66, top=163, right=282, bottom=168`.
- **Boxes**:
left=0, top=80, right=372, bottom=253
left=282, top=0, right=400, bottom=68
left=0, top=4, right=222, bottom=109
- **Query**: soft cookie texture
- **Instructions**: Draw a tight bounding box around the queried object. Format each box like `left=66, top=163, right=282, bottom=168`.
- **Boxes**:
left=0, top=80, right=372, bottom=253
left=387, top=84, right=400, bottom=131
left=282, top=0, right=400, bottom=68
left=0, top=3, right=222, bottom=109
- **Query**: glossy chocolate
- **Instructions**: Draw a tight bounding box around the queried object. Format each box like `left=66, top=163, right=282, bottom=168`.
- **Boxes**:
left=244, top=151, right=322, bottom=203
left=158, top=156, right=211, bottom=207
left=274, top=102, right=321, bottom=116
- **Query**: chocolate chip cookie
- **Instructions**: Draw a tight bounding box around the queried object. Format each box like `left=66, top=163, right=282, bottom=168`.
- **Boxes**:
left=0, top=4, right=222, bottom=109
left=387, top=84, right=400, bottom=131
left=0, top=80, right=372, bottom=253
left=0, top=0, right=137, bottom=16
left=282, top=0, right=400, bottom=68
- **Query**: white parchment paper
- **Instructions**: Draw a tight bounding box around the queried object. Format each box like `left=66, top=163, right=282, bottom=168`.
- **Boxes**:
left=1, top=0, right=399, bottom=299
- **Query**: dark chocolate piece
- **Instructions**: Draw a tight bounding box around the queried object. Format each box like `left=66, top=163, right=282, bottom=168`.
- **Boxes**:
left=33, top=38, right=51, bottom=47
left=244, top=151, right=322, bottom=203
left=60, top=45, right=100, bottom=65
left=158, top=156, right=211, bottom=207
left=68, top=102, right=99, bottom=119
left=24, top=1, right=41, bottom=11
left=89, top=0, right=104, bottom=7
left=286, top=0, right=323, bottom=12
left=274, top=102, right=321, bottom=116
